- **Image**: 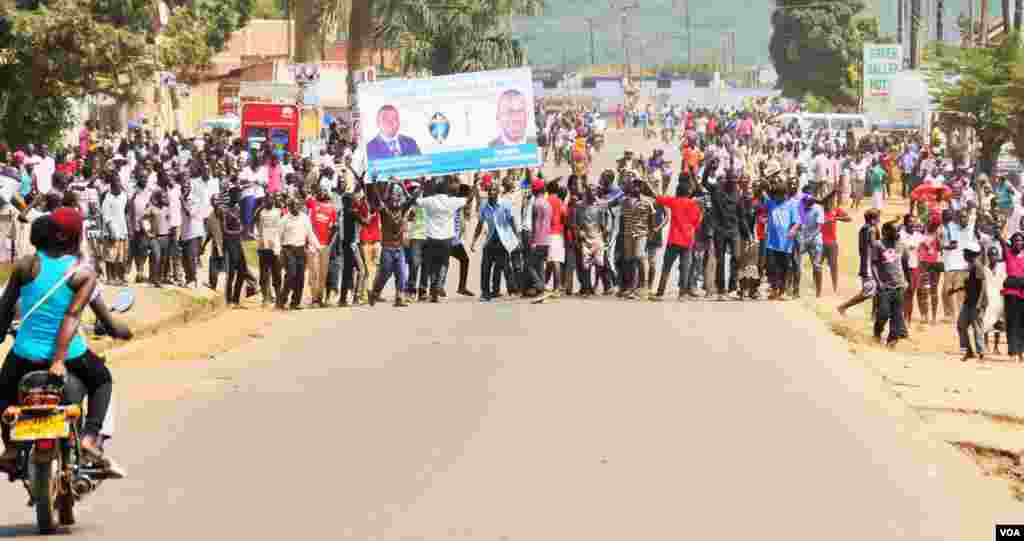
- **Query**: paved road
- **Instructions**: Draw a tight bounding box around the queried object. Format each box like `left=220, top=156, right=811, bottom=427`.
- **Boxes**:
left=0, top=130, right=1016, bottom=539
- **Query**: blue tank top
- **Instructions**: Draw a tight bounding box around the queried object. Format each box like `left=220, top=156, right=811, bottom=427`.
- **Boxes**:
left=13, top=253, right=87, bottom=362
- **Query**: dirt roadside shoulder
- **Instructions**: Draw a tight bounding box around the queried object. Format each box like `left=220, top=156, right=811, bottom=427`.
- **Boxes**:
left=809, top=195, right=1024, bottom=504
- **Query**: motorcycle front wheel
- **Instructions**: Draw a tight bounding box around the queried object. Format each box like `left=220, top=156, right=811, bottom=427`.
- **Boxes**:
left=32, top=459, right=60, bottom=534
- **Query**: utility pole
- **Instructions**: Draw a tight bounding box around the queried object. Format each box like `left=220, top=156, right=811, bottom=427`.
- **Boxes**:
left=731, top=31, right=736, bottom=73
left=615, top=1, right=640, bottom=79
left=684, top=0, right=692, bottom=67
left=585, top=17, right=597, bottom=66
left=968, top=0, right=975, bottom=46
left=982, top=0, right=990, bottom=46
left=911, top=0, right=921, bottom=68
left=898, top=0, right=904, bottom=44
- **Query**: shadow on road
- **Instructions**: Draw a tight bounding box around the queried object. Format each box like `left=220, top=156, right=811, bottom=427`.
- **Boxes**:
left=0, top=524, right=72, bottom=538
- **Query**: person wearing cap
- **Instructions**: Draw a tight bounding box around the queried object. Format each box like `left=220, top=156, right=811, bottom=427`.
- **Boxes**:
left=0, top=209, right=129, bottom=473
left=523, top=177, right=551, bottom=300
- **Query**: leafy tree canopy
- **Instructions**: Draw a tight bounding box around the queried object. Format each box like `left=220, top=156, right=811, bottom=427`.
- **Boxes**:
left=925, top=35, right=1024, bottom=174
left=374, top=0, right=544, bottom=76
left=768, top=0, right=868, bottom=107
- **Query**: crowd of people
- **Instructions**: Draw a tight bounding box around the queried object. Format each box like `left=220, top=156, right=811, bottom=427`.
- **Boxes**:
left=0, top=102, right=1017, bottom=364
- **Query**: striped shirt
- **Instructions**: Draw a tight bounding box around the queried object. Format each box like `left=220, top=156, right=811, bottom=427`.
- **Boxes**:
left=621, top=195, right=655, bottom=238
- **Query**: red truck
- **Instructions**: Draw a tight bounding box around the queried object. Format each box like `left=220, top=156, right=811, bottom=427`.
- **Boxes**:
left=240, top=102, right=300, bottom=157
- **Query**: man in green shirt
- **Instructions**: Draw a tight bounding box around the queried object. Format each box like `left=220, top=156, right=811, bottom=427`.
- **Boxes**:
left=867, top=159, right=886, bottom=211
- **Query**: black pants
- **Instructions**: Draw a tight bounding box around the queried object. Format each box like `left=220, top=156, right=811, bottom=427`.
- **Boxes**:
left=258, top=249, right=282, bottom=302
left=341, top=243, right=360, bottom=291
left=182, top=237, right=201, bottom=284
left=527, top=245, right=549, bottom=292
left=450, top=243, right=471, bottom=291
left=281, top=245, right=306, bottom=307
left=661, top=245, right=693, bottom=294
left=481, top=238, right=509, bottom=298
left=875, top=287, right=907, bottom=342
left=766, top=249, right=790, bottom=291
left=1007, top=295, right=1024, bottom=355
left=0, top=350, right=111, bottom=439
left=714, top=234, right=740, bottom=294
left=423, top=238, right=452, bottom=294
left=156, top=234, right=172, bottom=282
left=405, top=240, right=426, bottom=293
left=509, top=247, right=525, bottom=294
left=142, top=236, right=162, bottom=285
left=223, top=236, right=248, bottom=304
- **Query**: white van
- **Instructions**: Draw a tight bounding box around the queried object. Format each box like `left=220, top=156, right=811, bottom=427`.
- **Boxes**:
left=777, top=113, right=869, bottom=131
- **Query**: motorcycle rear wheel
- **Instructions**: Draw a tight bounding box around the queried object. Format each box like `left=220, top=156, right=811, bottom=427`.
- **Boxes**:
left=32, top=460, right=60, bottom=534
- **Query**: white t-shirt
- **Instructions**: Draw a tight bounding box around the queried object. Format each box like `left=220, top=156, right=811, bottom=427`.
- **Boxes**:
left=35, top=156, right=55, bottom=194
left=241, top=166, right=267, bottom=198
left=101, top=191, right=129, bottom=239
left=416, top=195, right=468, bottom=239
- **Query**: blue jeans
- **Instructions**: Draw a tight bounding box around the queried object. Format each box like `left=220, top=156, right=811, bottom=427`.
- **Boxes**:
left=373, top=247, right=408, bottom=294
left=404, top=239, right=427, bottom=293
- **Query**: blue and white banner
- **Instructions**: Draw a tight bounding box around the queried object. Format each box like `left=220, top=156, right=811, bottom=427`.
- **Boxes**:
left=358, top=67, right=540, bottom=179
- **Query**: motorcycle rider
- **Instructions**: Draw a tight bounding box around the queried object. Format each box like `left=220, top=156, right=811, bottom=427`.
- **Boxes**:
left=0, top=210, right=129, bottom=476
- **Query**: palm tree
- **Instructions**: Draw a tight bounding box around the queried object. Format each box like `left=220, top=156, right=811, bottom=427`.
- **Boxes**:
left=373, top=0, right=544, bottom=76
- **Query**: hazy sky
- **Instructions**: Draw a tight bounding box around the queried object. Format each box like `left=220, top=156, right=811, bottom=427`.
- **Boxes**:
left=514, top=0, right=1003, bottom=70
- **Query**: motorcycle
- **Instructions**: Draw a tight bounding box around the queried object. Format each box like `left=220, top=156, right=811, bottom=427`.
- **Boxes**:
left=1, top=372, right=111, bottom=534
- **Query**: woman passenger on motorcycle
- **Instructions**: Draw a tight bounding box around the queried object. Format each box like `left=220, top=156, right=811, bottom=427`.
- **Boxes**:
left=0, top=208, right=128, bottom=466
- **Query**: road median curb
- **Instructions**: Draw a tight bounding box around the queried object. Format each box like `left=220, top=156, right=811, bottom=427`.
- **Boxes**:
left=90, top=290, right=229, bottom=357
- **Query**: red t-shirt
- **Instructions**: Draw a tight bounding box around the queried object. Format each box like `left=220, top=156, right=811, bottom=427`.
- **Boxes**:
left=821, top=208, right=848, bottom=245
left=548, top=195, right=564, bottom=236
left=309, top=200, right=337, bottom=246
left=655, top=195, right=702, bottom=248
left=353, top=199, right=382, bottom=242
left=756, top=206, right=768, bottom=241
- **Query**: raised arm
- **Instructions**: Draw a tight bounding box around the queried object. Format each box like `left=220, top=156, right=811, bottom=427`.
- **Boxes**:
left=0, top=257, right=29, bottom=342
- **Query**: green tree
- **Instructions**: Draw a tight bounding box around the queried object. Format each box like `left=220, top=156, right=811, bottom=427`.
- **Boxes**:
left=374, top=0, right=544, bottom=76
left=768, top=0, right=867, bottom=107
left=926, top=36, right=1023, bottom=174
left=10, top=0, right=154, bottom=103
left=0, top=0, right=252, bottom=140
left=0, top=19, right=73, bottom=147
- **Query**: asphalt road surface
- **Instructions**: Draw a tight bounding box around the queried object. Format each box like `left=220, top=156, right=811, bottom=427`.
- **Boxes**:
left=0, top=130, right=1016, bottom=540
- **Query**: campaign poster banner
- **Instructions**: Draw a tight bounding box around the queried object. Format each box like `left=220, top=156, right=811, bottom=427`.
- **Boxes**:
left=358, top=67, right=540, bottom=179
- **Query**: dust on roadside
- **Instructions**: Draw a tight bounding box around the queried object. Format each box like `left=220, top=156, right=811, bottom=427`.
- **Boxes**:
left=810, top=196, right=1024, bottom=502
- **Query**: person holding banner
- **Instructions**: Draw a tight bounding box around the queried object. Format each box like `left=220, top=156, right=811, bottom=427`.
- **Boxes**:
left=366, top=105, right=422, bottom=160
